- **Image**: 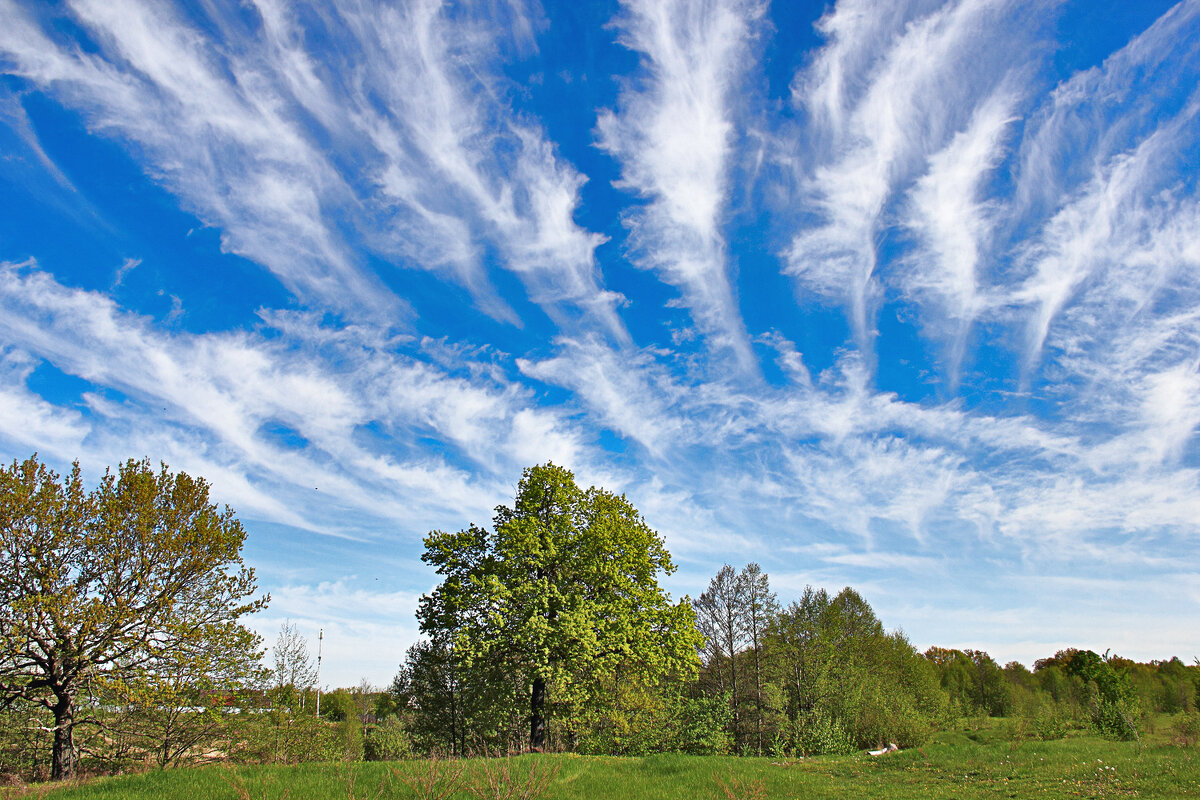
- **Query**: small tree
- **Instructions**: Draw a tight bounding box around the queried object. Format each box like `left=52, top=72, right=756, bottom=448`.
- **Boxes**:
left=272, top=620, right=317, bottom=711
left=99, top=625, right=267, bottom=769
left=0, top=455, right=267, bottom=779
left=693, top=565, right=749, bottom=748
left=742, top=564, right=778, bottom=753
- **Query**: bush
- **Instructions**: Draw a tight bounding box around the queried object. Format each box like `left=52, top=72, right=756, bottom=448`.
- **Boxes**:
left=1171, top=712, right=1200, bottom=747
left=1027, top=700, right=1078, bottom=741
left=0, top=709, right=48, bottom=783
left=672, top=694, right=732, bottom=755
left=321, top=690, right=359, bottom=723
left=364, top=718, right=413, bottom=761
left=1091, top=698, right=1140, bottom=741
left=794, top=710, right=856, bottom=757
left=237, top=711, right=362, bottom=763
left=574, top=685, right=731, bottom=756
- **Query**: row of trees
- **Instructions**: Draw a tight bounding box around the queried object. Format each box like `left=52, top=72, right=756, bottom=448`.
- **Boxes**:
left=394, top=465, right=1200, bottom=757
left=691, top=567, right=945, bottom=755
left=391, top=464, right=947, bottom=756
left=924, top=645, right=1194, bottom=741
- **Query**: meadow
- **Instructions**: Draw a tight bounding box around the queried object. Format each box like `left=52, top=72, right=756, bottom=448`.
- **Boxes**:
left=15, top=725, right=1199, bottom=800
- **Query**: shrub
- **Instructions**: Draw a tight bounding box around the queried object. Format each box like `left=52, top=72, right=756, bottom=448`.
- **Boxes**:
left=1091, top=698, right=1139, bottom=741
left=321, top=690, right=359, bottom=723
left=1171, top=712, right=1200, bottom=747
left=237, top=711, right=362, bottom=763
left=794, top=710, right=855, bottom=757
left=673, top=694, right=733, bottom=755
left=364, top=718, right=413, bottom=761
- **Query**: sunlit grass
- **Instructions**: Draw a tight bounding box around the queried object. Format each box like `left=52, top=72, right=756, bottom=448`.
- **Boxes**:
left=25, top=728, right=1200, bottom=800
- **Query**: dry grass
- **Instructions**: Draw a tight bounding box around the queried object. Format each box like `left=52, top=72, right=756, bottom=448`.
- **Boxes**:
left=387, top=754, right=465, bottom=800
left=216, top=767, right=292, bottom=800
left=467, top=756, right=560, bottom=800
left=711, top=770, right=768, bottom=800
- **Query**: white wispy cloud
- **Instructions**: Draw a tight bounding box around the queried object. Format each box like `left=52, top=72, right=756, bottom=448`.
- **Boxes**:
left=0, top=0, right=398, bottom=319
left=1013, top=0, right=1200, bottom=224
left=596, top=0, right=765, bottom=370
left=0, top=346, right=92, bottom=458
left=0, top=0, right=623, bottom=336
left=786, top=0, right=1052, bottom=358
left=518, top=338, right=686, bottom=459
left=331, top=0, right=625, bottom=334
left=1013, top=112, right=1198, bottom=375
left=903, top=87, right=1019, bottom=383
left=0, top=259, right=587, bottom=536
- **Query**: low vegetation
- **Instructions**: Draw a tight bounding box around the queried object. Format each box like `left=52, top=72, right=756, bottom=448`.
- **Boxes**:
left=10, top=727, right=1200, bottom=800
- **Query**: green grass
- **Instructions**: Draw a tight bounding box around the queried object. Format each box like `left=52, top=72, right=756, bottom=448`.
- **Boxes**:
left=17, top=732, right=1200, bottom=799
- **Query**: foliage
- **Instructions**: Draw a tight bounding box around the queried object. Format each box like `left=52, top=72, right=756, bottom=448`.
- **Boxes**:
left=924, top=648, right=1012, bottom=717
left=0, top=705, right=48, bottom=782
left=0, top=455, right=266, bottom=780
left=760, top=585, right=944, bottom=752
left=1057, top=649, right=1141, bottom=741
left=392, top=638, right=524, bottom=756
left=320, top=690, right=359, bottom=723
left=673, top=693, right=735, bottom=755
left=791, top=708, right=856, bottom=756
left=417, top=463, right=701, bottom=752
left=692, top=564, right=778, bottom=754
left=573, top=679, right=732, bottom=756
left=92, top=637, right=268, bottom=769
left=693, top=566, right=749, bottom=749
left=234, top=707, right=362, bottom=765
left=1170, top=711, right=1200, bottom=747
left=363, top=718, right=412, bottom=762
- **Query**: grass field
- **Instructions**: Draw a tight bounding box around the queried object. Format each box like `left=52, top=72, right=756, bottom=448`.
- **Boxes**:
left=14, top=729, right=1200, bottom=799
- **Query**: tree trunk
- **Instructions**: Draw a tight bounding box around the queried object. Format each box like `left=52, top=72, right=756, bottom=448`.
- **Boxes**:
left=754, top=642, right=762, bottom=754
left=51, top=697, right=76, bottom=781
left=728, top=644, right=739, bottom=750
left=529, top=676, right=546, bottom=752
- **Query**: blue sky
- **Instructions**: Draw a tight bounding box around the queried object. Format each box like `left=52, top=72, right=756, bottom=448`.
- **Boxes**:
left=2, top=0, right=1198, bottom=689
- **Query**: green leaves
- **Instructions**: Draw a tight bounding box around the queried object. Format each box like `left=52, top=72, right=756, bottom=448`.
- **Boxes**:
left=415, top=463, right=700, bottom=752
left=0, top=454, right=267, bottom=778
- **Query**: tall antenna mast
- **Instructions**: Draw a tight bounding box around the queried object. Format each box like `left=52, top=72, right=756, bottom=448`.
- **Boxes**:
left=315, top=628, right=323, bottom=717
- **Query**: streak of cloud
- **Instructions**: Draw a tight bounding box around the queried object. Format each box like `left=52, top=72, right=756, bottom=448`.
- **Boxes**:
left=597, top=0, right=765, bottom=370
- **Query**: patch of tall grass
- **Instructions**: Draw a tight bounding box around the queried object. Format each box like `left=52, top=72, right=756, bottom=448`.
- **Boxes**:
left=26, top=728, right=1200, bottom=800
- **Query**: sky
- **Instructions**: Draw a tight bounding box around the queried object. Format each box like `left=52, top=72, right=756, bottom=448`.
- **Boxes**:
left=1, top=0, right=1199, bottom=690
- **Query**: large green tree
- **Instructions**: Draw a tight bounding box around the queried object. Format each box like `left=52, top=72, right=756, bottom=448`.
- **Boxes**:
left=418, top=463, right=700, bottom=752
left=0, top=455, right=266, bottom=779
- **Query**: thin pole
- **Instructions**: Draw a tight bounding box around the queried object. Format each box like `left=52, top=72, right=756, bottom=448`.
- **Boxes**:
left=315, top=628, right=323, bottom=717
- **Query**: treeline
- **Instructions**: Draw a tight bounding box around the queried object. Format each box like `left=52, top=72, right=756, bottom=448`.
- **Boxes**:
left=926, top=646, right=1197, bottom=741
left=380, top=465, right=1200, bottom=758
left=386, top=558, right=1200, bottom=757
